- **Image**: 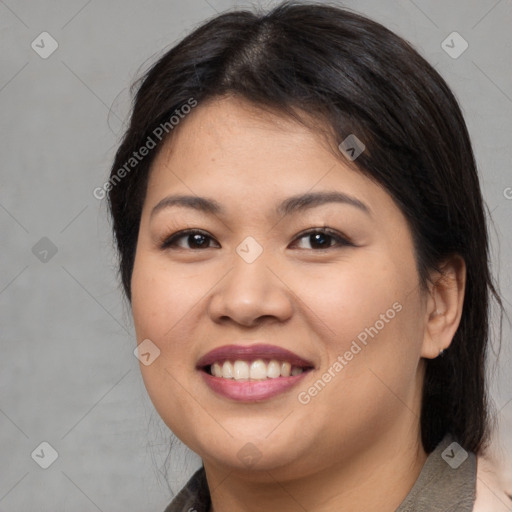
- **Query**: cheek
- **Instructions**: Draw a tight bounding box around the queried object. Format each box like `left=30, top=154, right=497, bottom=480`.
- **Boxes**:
left=130, top=253, right=201, bottom=399
left=294, top=253, right=424, bottom=385
left=131, top=252, right=205, bottom=345
left=131, top=253, right=207, bottom=439
left=292, top=256, right=410, bottom=341
left=298, top=263, right=424, bottom=432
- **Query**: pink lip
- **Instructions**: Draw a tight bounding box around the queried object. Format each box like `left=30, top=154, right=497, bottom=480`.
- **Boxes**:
left=196, top=343, right=314, bottom=369
left=200, top=370, right=311, bottom=402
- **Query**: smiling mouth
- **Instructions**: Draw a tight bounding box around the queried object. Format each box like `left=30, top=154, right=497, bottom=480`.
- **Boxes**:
left=196, top=343, right=315, bottom=401
left=202, top=359, right=314, bottom=380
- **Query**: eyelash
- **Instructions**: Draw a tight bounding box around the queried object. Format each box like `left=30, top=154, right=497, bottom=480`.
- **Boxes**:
left=159, top=227, right=354, bottom=251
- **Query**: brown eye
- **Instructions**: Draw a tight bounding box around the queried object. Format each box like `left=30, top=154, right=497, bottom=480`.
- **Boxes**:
left=291, top=228, right=353, bottom=250
left=161, top=230, right=220, bottom=250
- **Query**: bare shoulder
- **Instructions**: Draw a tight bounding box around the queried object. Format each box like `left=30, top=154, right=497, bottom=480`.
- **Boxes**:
left=472, top=453, right=512, bottom=512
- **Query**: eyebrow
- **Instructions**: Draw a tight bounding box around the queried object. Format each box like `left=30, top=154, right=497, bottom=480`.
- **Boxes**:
left=150, top=191, right=371, bottom=219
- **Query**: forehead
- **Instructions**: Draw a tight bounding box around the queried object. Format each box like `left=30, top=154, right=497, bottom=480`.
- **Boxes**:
left=151, top=96, right=334, bottom=170
left=143, top=96, right=397, bottom=223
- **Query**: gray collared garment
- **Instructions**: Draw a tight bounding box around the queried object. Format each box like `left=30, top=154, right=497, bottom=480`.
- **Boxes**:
left=163, top=434, right=477, bottom=512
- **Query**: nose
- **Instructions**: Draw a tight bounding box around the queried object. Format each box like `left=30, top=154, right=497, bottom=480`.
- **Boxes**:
left=207, top=250, right=293, bottom=327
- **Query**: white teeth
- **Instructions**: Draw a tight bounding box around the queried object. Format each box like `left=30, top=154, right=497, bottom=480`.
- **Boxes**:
left=209, top=359, right=307, bottom=380
left=212, top=362, right=222, bottom=378
left=222, top=361, right=234, bottom=379
left=280, top=361, right=291, bottom=377
left=233, top=361, right=249, bottom=380
left=267, top=360, right=281, bottom=378
left=249, top=359, right=267, bottom=380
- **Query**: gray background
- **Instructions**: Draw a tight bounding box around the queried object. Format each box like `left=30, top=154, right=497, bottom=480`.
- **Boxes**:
left=1, top=0, right=511, bottom=510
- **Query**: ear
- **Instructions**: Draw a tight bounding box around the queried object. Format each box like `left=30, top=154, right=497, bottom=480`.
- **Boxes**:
left=421, top=255, right=466, bottom=359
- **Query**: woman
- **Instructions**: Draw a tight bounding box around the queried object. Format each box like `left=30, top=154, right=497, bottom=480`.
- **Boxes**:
left=106, top=2, right=510, bottom=510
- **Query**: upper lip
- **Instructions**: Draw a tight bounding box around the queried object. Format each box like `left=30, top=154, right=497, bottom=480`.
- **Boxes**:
left=196, top=343, right=315, bottom=369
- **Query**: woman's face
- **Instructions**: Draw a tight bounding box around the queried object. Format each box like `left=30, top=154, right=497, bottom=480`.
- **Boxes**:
left=131, top=96, right=432, bottom=478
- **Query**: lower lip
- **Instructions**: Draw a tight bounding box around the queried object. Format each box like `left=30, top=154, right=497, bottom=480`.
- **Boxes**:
left=200, top=370, right=310, bottom=402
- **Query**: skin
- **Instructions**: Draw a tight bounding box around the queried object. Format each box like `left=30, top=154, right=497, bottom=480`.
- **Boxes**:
left=131, top=96, right=466, bottom=512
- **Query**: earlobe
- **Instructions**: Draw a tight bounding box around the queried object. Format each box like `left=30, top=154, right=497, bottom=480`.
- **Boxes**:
left=421, top=255, right=466, bottom=359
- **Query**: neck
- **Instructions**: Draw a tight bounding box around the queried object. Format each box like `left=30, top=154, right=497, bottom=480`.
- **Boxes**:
left=204, top=428, right=428, bottom=512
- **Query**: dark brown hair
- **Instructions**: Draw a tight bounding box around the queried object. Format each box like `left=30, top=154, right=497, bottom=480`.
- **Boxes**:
left=107, top=1, right=503, bottom=454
